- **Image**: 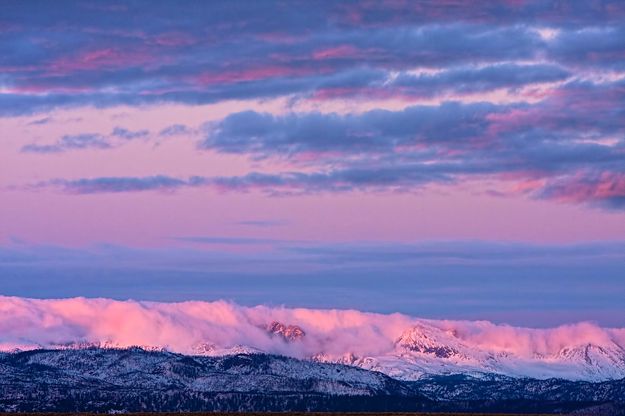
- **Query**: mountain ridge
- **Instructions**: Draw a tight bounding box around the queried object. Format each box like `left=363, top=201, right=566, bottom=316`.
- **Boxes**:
left=4, top=321, right=625, bottom=382
left=0, top=347, right=624, bottom=414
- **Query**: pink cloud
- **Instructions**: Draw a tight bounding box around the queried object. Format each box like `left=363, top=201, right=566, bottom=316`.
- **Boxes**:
left=310, top=86, right=398, bottom=101
left=1, top=295, right=624, bottom=379
left=312, top=45, right=360, bottom=60
left=541, top=171, right=625, bottom=205
left=151, top=32, right=197, bottom=47
left=49, top=48, right=155, bottom=74
left=196, top=66, right=323, bottom=85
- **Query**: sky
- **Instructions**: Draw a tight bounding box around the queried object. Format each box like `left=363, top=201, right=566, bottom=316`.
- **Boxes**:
left=1, top=0, right=625, bottom=327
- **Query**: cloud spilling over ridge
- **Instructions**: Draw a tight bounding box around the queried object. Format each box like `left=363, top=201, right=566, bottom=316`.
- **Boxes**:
left=1, top=295, right=624, bottom=362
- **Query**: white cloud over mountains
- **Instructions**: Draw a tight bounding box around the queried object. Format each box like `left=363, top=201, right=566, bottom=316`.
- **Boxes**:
left=2, top=295, right=624, bottom=371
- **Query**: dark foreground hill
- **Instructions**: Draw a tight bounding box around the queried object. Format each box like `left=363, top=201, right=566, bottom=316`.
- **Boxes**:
left=0, top=348, right=624, bottom=414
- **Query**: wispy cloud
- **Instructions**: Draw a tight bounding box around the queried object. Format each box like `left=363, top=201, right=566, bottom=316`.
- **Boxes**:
left=174, top=236, right=289, bottom=245
left=235, top=220, right=288, bottom=228
left=159, top=124, right=194, bottom=137
left=40, top=176, right=195, bottom=193
left=111, top=127, right=149, bottom=140
left=21, top=127, right=151, bottom=154
left=21, top=134, right=111, bottom=153
left=26, top=116, right=53, bottom=126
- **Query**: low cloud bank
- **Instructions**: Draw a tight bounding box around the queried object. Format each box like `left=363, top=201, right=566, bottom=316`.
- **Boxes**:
left=1, top=296, right=623, bottom=360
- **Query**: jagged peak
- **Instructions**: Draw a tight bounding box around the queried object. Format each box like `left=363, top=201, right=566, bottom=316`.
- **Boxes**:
left=267, top=321, right=306, bottom=342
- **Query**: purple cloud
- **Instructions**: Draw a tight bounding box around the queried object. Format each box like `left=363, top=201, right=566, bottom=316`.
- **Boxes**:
left=21, top=134, right=110, bottom=153
left=7, top=1, right=625, bottom=211
left=1, top=2, right=623, bottom=115
left=111, top=127, right=149, bottom=140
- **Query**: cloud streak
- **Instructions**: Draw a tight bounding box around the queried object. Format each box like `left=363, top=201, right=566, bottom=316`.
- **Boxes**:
left=21, top=127, right=151, bottom=154
left=1, top=2, right=624, bottom=115
left=21, top=134, right=110, bottom=153
left=42, top=176, right=192, bottom=193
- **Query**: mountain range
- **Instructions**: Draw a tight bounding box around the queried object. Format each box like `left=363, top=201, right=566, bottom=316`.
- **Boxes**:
left=3, top=297, right=625, bottom=413
left=0, top=347, right=624, bottom=414
left=35, top=319, right=625, bottom=382
left=323, top=322, right=625, bottom=381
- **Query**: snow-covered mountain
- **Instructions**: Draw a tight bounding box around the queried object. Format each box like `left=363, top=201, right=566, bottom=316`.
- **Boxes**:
left=0, top=347, right=624, bottom=413
left=0, top=347, right=420, bottom=412
left=26, top=320, right=625, bottom=382
left=313, top=323, right=625, bottom=381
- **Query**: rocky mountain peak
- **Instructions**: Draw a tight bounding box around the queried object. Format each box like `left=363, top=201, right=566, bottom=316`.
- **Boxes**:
left=267, top=321, right=306, bottom=342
